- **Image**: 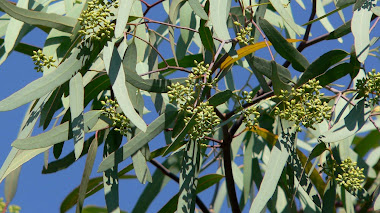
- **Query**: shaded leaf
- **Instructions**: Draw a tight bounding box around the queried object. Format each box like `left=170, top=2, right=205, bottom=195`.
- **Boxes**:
left=76, top=138, right=98, bottom=213
left=188, top=0, right=208, bottom=20
left=269, top=0, right=303, bottom=35
left=351, top=3, right=373, bottom=62
left=4, top=166, right=21, bottom=203
left=98, top=107, right=178, bottom=172
left=103, top=41, right=147, bottom=132
left=249, top=55, right=292, bottom=83
left=246, top=126, right=278, bottom=146
left=12, top=110, right=102, bottom=150
left=114, top=0, right=135, bottom=38
left=82, top=205, right=127, bottom=213
left=259, top=18, right=309, bottom=72
left=271, top=60, right=291, bottom=96
left=132, top=150, right=153, bottom=184
left=70, top=73, right=85, bottom=159
left=317, top=63, right=353, bottom=87
left=209, top=0, right=232, bottom=51
left=176, top=140, right=200, bottom=213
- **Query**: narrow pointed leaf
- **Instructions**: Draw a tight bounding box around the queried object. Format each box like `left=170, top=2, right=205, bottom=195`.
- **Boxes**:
left=269, top=0, right=302, bottom=35
left=208, top=90, right=233, bottom=106
left=246, top=126, right=278, bottom=146
left=272, top=60, right=291, bottom=96
left=188, top=0, right=208, bottom=20
left=249, top=120, right=296, bottom=213
left=103, top=130, right=122, bottom=213
left=4, top=166, right=21, bottom=203
left=98, top=108, right=178, bottom=172
left=249, top=56, right=292, bottom=83
left=297, top=50, right=349, bottom=86
left=70, top=73, right=85, bottom=159
left=176, top=140, right=200, bottom=213
left=132, top=148, right=152, bottom=184
left=209, top=0, right=232, bottom=51
left=76, top=138, right=98, bottom=213
left=103, top=41, right=147, bottom=132
left=259, top=18, right=309, bottom=72
left=351, top=4, right=373, bottom=63
left=317, top=63, right=353, bottom=87
left=0, top=0, right=76, bottom=33
left=114, top=0, right=135, bottom=38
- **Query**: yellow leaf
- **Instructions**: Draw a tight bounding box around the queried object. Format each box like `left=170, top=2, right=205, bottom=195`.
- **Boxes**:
left=246, top=126, right=278, bottom=146
left=220, top=39, right=303, bottom=69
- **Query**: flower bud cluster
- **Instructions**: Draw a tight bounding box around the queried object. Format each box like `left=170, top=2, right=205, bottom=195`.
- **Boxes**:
left=31, top=49, right=56, bottom=72
left=243, top=106, right=260, bottom=130
left=168, top=61, right=220, bottom=141
left=233, top=21, right=254, bottom=45
left=274, top=79, right=332, bottom=132
left=101, top=96, right=131, bottom=136
left=335, top=158, right=365, bottom=192
left=185, top=102, right=220, bottom=141
left=356, top=69, right=380, bottom=105
left=78, top=0, right=118, bottom=40
left=0, top=198, right=21, bottom=213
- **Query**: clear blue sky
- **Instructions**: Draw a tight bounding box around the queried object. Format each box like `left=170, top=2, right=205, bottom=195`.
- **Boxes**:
left=0, top=0, right=379, bottom=212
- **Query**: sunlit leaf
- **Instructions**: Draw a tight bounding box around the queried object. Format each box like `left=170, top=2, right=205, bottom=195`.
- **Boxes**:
left=209, top=0, right=232, bottom=51
left=70, top=73, right=85, bottom=159
left=114, top=0, right=135, bottom=38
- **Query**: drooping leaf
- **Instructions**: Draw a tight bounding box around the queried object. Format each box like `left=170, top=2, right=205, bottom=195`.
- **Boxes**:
left=209, top=0, right=232, bottom=51
left=327, top=20, right=351, bottom=40
left=4, top=166, right=21, bottom=203
left=220, top=39, right=302, bottom=70
left=297, top=50, right=349, bottom=86
left=188, top=0, right=208, bottom=20
left=0, top=0, right=76, bottom=33
left=176, top=140, right=201, bottom=213
left=269, top=0, right=303, bottom=35
left=351, top=2, right=373, bottom=63
left=82, top=206, right=127, bottom=213
left=103, top=40, right=147, bottom=132
left=272, top=60, right=291, bottom=96
left=103, top=130, right=122, bottom=213
left=246, top=126, right=279, bottom=146
left=259, top=18, right=309, bottom=72
left=353, top=130, right=380, bottom=157
left=199, top=19, right=215, bottom=54
left=76, top=138, right=98, bottom=213
left=114, top=0, right=135, bottom=38
left=132, top=149, right=153, bottom=184
left=176, top=2, right=196, bottom=60
left=0, top=38, right=39, bottom=56
left=249, top=120, right=296, bottom=213
left=12, top=110, right=102, bottom=150
left=98, top=107, right=178, bottom=172
left=70, top=73, right=85, bottom=159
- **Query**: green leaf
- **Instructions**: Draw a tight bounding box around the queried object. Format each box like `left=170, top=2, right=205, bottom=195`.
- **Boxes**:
left=158, top=54, right=203, bottom=70
left=249, top=120, right=296, bottom=213
left=259, top=18, right=309, bottom=72
left=375, top=191, right=380, bottom=211
left=188, top=0, right=208, bottom=20
left=249, top=56, right=292, bottom=83
left=209, top=0, right=232, bottom=51
left=315, top=0, right=342, bottom=43
left=98, top=107, right=178, bottom=172
left=176, top=140, right=201, bottom=213
left=103, top=130, right=122, bottom=213
left=0, top=41, right=101, bottom=112
left=39, top=85, right=67, bottom=130
left=0, top=38, right=39, bottom=56
left=176, top=2, right=196, bottom=60
left=132, top=153, right=182, bottom=213
left=353, top=130, right=380, bottom=157
left=4, top=166, right=21, bottom=203
left=84, top=74, right=110, bottom=107
left=0, top=0, right=76, bottom=33
left=114, top=0, right=135, bottom=38
left=158, top=173, right=224, bottom=213
left=163, top=114, right=196, bottom=156
left=297, top=50, right=349, bottom=86
left=272, top=60, right=291, bottom=96
left=317, top=63, right=353, bottom=87
left=12, top=110, right=102, bottom=150
left=208, top=90, right=233, bottom=106
left=103, top=40, right=147, bottom=132
left=327, top=20, right=351, bottom=40
left=351, top=3, right=373, bottom=63
left=269, top=0, right=303, bottom=35
left=132, top=150, right=153, bottom=184
left=76, top=138, right=98, bottom=213
left=82, top=206, right=127, bottom=213
left=243, top=133, right=254, bottom=204
left=319, top=99, right=371, bottom=143
left=70, top=73, right=85, bottom=159
left=199, top=19, right=215, bottom=54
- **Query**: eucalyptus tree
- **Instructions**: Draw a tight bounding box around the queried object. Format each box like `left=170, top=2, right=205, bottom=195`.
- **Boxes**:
left=0, top=0, right=379, bottom=212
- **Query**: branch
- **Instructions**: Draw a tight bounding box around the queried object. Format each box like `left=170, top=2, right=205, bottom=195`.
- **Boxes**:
left=221, top=125, right=241, bottom=213
left=149, top=159, right=211, bottom=213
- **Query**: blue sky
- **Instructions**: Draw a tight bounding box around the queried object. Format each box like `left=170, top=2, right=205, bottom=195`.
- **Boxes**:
left=0, top=0, right=379, bottom=212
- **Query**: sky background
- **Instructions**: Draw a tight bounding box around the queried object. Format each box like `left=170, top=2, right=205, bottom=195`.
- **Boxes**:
left=0, top=0, right=379, bottom=212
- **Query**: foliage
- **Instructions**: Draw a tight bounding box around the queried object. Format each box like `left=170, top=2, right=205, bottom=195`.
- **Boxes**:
left=0, top=0, right=379, bottom=212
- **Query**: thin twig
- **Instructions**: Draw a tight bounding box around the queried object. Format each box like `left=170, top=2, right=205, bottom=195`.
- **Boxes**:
left=142, top=0, right=165, bottom=16
left=139, top=66, right=192, bottom=76
left=124, top=31, right=169, bottom=67
left=149, top=159, right=211, bottom=213
left=250, top=20, right=274, bottom=60
left=369, top=116, right=380, bottom=132
left=370, top=17, right=379, bottom=33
